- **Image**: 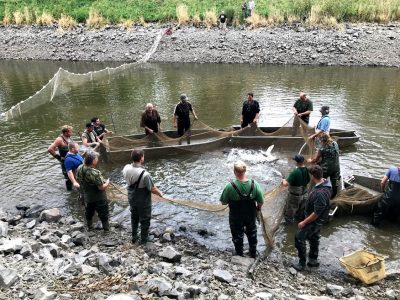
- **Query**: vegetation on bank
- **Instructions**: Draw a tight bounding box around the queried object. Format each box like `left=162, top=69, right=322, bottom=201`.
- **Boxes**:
left=0, top=0, right=400, bottom=29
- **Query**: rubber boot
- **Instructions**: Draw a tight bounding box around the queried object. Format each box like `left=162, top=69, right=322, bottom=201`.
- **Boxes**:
left=102, top=220, right=110, bottom=232
left=87, top=219, right=93, bottom=231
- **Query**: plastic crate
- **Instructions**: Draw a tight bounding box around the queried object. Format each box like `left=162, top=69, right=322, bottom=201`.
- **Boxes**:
left=339, top=249, right=385, bottom=284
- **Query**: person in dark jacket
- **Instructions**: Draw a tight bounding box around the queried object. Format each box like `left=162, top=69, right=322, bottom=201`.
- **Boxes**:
left=140, top=103, right=161, bottom=135
left=173, top=94, right=198, bottom=137
left=292, top=165, right=331, bottom=271
left=241, top=92, right=260, bottom=128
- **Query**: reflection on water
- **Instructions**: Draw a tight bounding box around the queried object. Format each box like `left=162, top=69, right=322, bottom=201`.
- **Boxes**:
left=0, top=61, right=399, bottom=262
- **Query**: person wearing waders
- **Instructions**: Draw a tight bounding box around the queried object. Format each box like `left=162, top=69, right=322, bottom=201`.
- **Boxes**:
left=220, top=161, right=264, bottom=258
left=371, top=165, right=400, bottom=227
left=122, top=149, right=163, bottom=244
left=173, top=94, right=198, bottom=137
left=292, top=92, right=313, bottom=136
left=308, top=106, right=331, bottom=147
left=76, top=152, right=110, bottom=231
left=241, top=92, right=260, bottom=128
left=282, top=154, right=310, bottom=223
left=307, top=132, right=341, bottom=199
left=48, top=125, right=74, bottom=191
left=293, top=165, right=331, bottom=271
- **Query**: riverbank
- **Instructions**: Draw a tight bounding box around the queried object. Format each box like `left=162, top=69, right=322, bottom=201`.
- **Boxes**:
left=0, top=23, right=400, bottom=67
left=1, top=205, right=399, bottom=300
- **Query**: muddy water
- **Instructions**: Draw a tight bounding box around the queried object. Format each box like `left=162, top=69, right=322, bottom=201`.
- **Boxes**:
left=0, top=61, right=399, bottom=268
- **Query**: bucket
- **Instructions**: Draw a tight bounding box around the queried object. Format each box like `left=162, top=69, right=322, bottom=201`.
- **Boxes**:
left=339, top=249, right=385, bottom=284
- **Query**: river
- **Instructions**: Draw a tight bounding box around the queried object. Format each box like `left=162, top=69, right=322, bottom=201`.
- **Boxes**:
left=0, top=60, right=399, bottom=269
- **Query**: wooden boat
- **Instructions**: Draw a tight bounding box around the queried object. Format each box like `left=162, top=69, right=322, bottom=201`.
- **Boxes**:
left=100, top=126, right=360, bottom=163
left=330, top=175, right=383, bottom=216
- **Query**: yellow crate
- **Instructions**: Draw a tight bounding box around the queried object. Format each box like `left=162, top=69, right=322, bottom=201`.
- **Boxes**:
left=339, top=249, right=385, bottom=284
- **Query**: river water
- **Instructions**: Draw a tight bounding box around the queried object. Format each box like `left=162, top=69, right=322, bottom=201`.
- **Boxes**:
left=0, top=61, right=399, bottom=269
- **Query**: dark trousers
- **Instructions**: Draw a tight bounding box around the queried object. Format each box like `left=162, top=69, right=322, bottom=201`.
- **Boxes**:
left=85, top=199, right=109, bottom=226
left=229, top=212, right=257, bottom=256
left=295, top=222, right=321, bottom=265
left=177, top=120, right=190, bottom=137
left=372, top=182, right=400, bottom=226
left=61, top=162, right=72, bottom=190
left=129, top=191, right=152, bottom=242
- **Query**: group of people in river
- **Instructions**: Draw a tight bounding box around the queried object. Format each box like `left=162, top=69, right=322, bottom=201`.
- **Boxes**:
left=47, top=91, right=399, bottom=272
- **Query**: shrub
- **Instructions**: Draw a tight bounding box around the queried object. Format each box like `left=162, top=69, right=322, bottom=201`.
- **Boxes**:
left=224, top=7, right=235, bottom=25
left=36, top=12, right=54, bottom=26
left=58, top=15, right=77, bottom=31
left=176, top=4, right=189, bottom=25
left=191, top=14, right=201, bottom=27
left=204, top=10, right=217, bottom=29
left=86, top=9, right=107, bottom=28
left=13, top=11, right=24, bottom=25
left=246, top=13, right=268, bottom=28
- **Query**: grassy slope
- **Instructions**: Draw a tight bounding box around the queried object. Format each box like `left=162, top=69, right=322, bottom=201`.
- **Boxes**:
left=0, top=0, right=400, bottom=24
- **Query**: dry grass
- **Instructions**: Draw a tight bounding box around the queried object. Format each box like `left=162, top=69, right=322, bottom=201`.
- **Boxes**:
left=176, top=4, right=189, bottom=25
left=58, top=15, right=77, bottom=31
left=232, top=16, right=241, bottom=27
left=2, top=11, right=12, bottom=25
left=246, top=13, right=268, bottom=28
left=308, top=5, right=340, bottom=28
left=23, top=7, right=33, bottom=24
left=36, top=12, right=54, bottom=26
left=86, top=9, right=107, bottom=28
left=204, top=10, right=217, bottom=29
left=286, top=14, right=300, bottom=24
left=119, top=19, right=134, bottom=29
left=13, top=11, right=24, bottom=25
left=191, top=14, right=201, bottom=26
left=267, top=9, right=285, bottom=25
left=138, top=16, right=149, bottom=27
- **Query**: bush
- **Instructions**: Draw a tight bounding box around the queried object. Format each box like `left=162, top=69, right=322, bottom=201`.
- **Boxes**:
left=204, top=10, right=217, bottom=29
left=224, top=7, right=235, bottom=25
left=176, top=4, right=189, bottom=25
left=58, top=15, right=77, bottom=31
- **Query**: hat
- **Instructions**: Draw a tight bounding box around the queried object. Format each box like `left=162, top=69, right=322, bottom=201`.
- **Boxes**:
left=86, top=122, right=94, bottom=128
left=320, top=105, right=330, bottom=115
left=180, top=94, right=188, bottom=101
left=292, top=154, right=305, bottom=163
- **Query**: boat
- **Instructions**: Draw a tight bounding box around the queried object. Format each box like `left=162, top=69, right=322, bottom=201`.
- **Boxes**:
left=100, top=126, right=360, bottom=163
left=330, top=175, right=383, bottom=216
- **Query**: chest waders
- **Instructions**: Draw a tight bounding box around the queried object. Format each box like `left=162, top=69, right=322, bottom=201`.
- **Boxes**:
left=127, top=170, right=152, bottom=243
left=228, top=180, right=258, bottom=257
left=319, top=143, right=340, bottom=198
left=80, top=167, right=109, bottom=231
left=59, top=135, right=72, bottom=190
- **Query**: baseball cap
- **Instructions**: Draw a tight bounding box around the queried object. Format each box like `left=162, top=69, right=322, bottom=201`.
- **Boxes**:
left=180, top=94, right=188, bottom=101
left=292, top=154, right=305, bottom=163
left=320, top=106, right=330, bottom=115
left=86, top=122, right=94, bottom=128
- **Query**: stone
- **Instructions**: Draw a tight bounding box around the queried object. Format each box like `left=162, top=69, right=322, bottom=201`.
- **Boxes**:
left=0, top=238, right=24, bottom=253
left=296, top=296, right=336, bottom=300
left=34, top=287, right=57, bottom=300
left=231, top=255, right=254, bottom=267
left=254, top=292, right=274, bottom=300
left=186, top=285, right=201, bottom=297
left=72, top=233, right=87, bottom=246
left=46, top=243, right=60, bottom=258
left=147, top=277, right=173, bottom=296
left=0, top=268, right=18, bottom=288
left=386, top=289, right=397, bottom=299
left=81, top=264, right=100, bottom=275
left=26, top=219, right=36, bottom=229
left=0, top=221, right=8, bottom=237
left=175, top=266, right=192, bottom=277
left=61, top=235, right=72, bottom=244
left=162, top=232, right=172, bottom=242
left=213, top=269, right=233, bottom=283
left=24, top=204, right=45, bottom=218
left=39, top=208, right=62, bottom=223
left=218, top=295, right=229, bottom=300
left=159, top=246, right=182, bottom=263
left=58, top=294, right=73, bottom=300
left=98, top=253, right=113, bottom=274
left=326, top=284, right=344, bottom=297
left=106, top=295, right=141, bottom=300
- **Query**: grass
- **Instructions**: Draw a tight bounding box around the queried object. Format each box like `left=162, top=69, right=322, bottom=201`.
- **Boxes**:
left=0, top=0, right=399, bottom=27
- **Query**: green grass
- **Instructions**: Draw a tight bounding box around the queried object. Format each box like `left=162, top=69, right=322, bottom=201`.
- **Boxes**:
left=1, top=0, right=400, bottom=25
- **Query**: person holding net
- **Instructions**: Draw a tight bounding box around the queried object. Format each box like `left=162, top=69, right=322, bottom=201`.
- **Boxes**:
left=292, top=92, right=313, bottom=136
left=220, top=160, right=263, bottom=258
left=81, top=122, right=101, bottom=149
left=48, top=125, right=74, bottom=191
left=308, top=105, right=330, bottom=142
left=241, top=92, right=260, bottom=128
left=91, top=117, right=113, bottom=140
left=140, top=103, right=161, bottom=135
left=173, top=94, right=198, bottom=137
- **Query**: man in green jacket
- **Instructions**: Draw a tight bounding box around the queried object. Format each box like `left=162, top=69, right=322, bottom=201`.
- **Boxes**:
left=220, top=160, right=264, bottom=258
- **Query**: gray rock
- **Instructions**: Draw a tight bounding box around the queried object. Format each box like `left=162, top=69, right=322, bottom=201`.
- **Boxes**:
left=58, top=294, right=73, bottom=300
left=0, top=238, right=24, bottom=253
left=106, top=295, right=141, bottom=300
left=0, top=221, right=8, bottom=237
left=25, top=204, right=45, bottom=218
left=61, top=234, right=72, bottom=244
left=213, top=269, right=233, bottom=283
left=26, top=219, right=36, bottom=229
left=0, top=268, right=18, bottom=288
left=326, top=284, right=344, bottom=297
left=72, top=233, right=87, bottom=246
left=175, top=266, right=192, bottom=277
left=386, top=289, right=397, bottom=299
left=162, top=232, right=172, bottom=242
left=218, top=295, right=230, bottom=300
left=147, top=277, right=173, bottom=296
left=186, top=285, right=201, bottom=297
left=81, top=264, right=100, bottom=275
left=231, top=255, right=254, bottom=267
left=34, top=287, right=57, bottom=300
left=39, top=208, right=62, bottom=223
left=254, top=292, right=274, bottom=300
left=20, top=244, right=32, bottom=257
left=98, top=253, right=113, bottom=274
left=159, top=246, right=182, bottom=263
left=46, top=243, right=60, bottom=258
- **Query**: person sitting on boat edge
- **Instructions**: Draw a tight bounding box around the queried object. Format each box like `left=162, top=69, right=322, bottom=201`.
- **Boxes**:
left=282, top=154, right=310, bottom=224
left=47, top=125, right=74, bottom=191
left=82, top=122, right=101, bottom=149
left=219, top=160, right=264, bottom=258
left=141, top=103, right=161, bottom=135
left=241, top=92, right=260, bottom=128
left=76, top=152, right=110, bottom=231
left=308, top=105, right=330, bottom=142
left=292, top=92, right=313, bottom=136
left=173, top=94, right=198, bottom=137
left=122, top=149, right=163, bottom=244
left=307, top=132, right=341, bottom=199
left=371, top=165, right=400, bottom=227
left=91, top=117, right=113, bottom=140
left=292, top=165, right=331, bottom=271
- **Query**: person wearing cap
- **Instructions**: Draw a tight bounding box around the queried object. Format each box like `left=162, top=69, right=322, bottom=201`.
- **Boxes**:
left=140, top=103, right=161, bottom=135
left=292, top=165, right=331, bottom=271
left=308, top=105, right=330, bottom=143
left=307, top=132, right=340, bottom=199
left=241, top=92, right=260, bottom=128
left=282, top=154, right=310, bottom=223
left=48, top=125, right=74, bottom=190
left=220, top=160, right=264, bottom=258
left=292, top=92, right=313, bottom=136
left=91, top=117, right=113, bottom=140
left=82, top=122, right=101, bottom=149
left=173, top=94, right=198, bottom=137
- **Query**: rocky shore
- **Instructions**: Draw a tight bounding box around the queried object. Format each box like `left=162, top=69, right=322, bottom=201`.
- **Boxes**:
left=1, top=204, right=399, bottom=300
left=0, top=23, right=399, bottom=67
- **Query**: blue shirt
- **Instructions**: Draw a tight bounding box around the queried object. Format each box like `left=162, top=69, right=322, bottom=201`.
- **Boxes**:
left=64, top=153, right=84, bottom=172
left=316, top=116, right=330, bottom=133
left=385, top=166, right=400, bottom=183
